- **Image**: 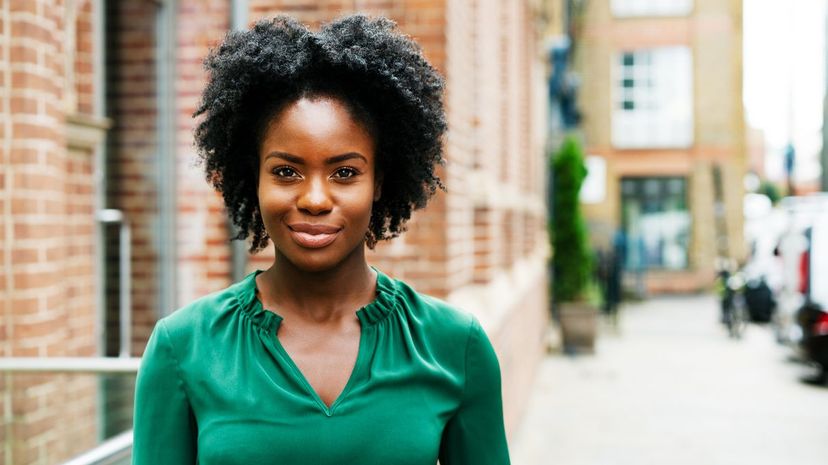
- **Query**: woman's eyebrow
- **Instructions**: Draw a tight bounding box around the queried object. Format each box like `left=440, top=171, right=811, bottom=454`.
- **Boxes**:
left=265, top=152, right=304, bottom=164
left=326, top=152, right=367, bottom=165
left=265, top=151, right=368, bottom=165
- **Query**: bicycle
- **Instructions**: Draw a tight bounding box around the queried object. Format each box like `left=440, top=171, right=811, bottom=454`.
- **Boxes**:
left=718, top=266, right=748, bottom=339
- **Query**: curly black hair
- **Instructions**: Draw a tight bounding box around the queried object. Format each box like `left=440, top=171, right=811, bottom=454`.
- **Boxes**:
left=193, top=14, right=447, bottom=252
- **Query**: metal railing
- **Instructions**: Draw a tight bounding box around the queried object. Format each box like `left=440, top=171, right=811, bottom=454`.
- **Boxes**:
left=61, top=430, right=133, bottom=465
left=0, top=357, right=141, bottom=374
left=0, top=358, right=140, bottom=464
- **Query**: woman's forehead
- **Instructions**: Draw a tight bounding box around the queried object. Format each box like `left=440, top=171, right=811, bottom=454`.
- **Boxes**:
left=260, top=97, right=376, bottom=161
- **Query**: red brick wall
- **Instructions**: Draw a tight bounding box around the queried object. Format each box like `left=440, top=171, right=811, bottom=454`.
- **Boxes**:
left=0, top=0, right=101, bottom=463
left=175, top=0, right=234, bottom=308
left=105, top=0, right=161, bottom=354
left=1, top=1, right=550, bottom=461
left=73, top=0, right=95, bottom=115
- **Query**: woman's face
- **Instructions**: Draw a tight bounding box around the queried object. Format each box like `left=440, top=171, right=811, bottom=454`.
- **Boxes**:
left=257, top=96, right=380, bottom=272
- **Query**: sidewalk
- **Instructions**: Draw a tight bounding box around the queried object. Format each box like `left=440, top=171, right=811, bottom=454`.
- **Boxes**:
left=510, top=295, right=828, bottom=465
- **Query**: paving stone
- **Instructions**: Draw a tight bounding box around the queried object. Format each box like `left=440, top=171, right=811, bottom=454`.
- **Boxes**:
left=511, top=295, right=828, bottom=465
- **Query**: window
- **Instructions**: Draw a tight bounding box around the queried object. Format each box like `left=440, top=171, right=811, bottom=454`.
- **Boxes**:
left=621, top=177, right=690, bottom=270
left=612, top=46, right=693, bottom=149
left=611, top=0, right=693, bottom=17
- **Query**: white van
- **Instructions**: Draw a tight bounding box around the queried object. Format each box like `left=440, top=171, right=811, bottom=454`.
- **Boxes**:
left=771, top=195, right=828, bottom=346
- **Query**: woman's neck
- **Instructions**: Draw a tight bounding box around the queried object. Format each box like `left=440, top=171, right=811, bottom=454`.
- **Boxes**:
left=256, top=248, right=377, bottom=324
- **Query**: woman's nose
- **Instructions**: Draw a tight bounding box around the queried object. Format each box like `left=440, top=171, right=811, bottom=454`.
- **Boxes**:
left=296, top=177, right=333, bottom=215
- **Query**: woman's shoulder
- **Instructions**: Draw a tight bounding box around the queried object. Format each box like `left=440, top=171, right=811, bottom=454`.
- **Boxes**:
left=388, top=275, right=479, bottom=338
left=156, top=274, right=253, bottom=341
left=385, top=274, right=496, bottom=373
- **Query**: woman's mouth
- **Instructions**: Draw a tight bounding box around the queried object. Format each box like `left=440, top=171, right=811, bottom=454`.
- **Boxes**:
left=287, top=223, right=341, bottom=249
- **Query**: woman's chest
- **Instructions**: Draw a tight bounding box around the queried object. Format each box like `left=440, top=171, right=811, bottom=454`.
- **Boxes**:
left=276, top=320, right=361, bottom=409
left=186, top=328, right=462, bottom=465
left=196, top=396, right=446, bottom=465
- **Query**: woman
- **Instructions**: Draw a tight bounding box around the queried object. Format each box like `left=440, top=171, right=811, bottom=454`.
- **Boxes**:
left=133, top=14, right=509, bottom=465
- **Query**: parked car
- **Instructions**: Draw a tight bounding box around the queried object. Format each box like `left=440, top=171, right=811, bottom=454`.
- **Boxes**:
left=767, top=196, right=828, bottom=346
left=794, top=214, right=828, bottom=381
left=796, top=302, right=828, bottom=382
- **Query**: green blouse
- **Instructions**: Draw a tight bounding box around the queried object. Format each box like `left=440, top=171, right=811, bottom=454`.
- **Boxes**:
left=132, top=268, right=510, bottom=464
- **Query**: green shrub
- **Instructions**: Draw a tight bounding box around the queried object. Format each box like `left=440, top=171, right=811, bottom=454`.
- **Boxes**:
left=551, top=136, right=594, bottom=302
left=758, top=179, right=781, bottom=204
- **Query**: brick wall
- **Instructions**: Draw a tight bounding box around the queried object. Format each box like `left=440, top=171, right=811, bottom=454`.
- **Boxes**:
left=175, top=0, right=233, bottom=314
left=105, top=0, right=162, bottom=354
left=0, top=0, right=101, bottom=463
left=1, top=0, right=552, bottom=461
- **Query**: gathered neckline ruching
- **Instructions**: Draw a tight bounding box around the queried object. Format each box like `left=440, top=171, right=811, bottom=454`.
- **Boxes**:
left=232, top=266, right=399, bottom=333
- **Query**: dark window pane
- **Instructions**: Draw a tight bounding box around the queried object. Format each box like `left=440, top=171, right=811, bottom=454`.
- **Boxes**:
left=668, top=178, right=684, bottom=194
left=623, top=78, right=634, bottom=88
left=644, top=179, right=660, bottom=196
left=622, top=52, right=634, bottom=66
left=620, top=177, right=690, bottom=270
left=623, top=100, right=634, bottom=110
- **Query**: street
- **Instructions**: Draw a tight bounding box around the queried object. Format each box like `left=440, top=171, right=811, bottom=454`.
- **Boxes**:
left=511, top=295, right=828, bottom=465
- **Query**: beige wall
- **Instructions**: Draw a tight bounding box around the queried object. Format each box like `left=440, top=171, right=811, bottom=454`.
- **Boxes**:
left=575, top=0, right=746, bottom=292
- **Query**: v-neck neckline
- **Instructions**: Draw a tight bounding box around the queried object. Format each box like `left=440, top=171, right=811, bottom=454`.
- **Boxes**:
left=267, top=318, right=369, bottom=416
left=243, top=267, right=396, bottom=416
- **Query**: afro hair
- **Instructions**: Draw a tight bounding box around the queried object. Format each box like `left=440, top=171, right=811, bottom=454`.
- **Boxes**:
left=193, top=14, right=447, bottom=252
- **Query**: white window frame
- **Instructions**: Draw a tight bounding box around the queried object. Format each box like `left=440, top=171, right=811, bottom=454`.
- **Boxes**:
left=611, top=46, right=693, bottom=149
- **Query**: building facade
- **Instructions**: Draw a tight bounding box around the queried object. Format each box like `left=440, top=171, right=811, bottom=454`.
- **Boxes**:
left=573, top=0, right=746, bottom=293
left=0, top=0, right=553, bottom=463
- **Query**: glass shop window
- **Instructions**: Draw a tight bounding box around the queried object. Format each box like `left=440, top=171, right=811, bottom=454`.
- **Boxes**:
left=621, top=177, right=690, bottom=270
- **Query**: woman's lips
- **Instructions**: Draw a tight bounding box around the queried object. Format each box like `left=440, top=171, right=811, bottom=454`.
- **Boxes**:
left=287, top=224, right=341, bottom=249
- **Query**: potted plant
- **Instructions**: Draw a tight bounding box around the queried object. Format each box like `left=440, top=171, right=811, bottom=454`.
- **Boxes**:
left=550, top=135, right=598, bottom=353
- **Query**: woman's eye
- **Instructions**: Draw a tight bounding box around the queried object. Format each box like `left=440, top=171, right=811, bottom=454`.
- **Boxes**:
left=334, top=168, right=358, bottom=179
left=272, top=166, right=297, bottom=178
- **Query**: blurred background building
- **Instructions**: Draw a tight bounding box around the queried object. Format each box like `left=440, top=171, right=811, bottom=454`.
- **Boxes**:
left=0, top=0, right=558, bottom=463
left=573, top=0, right=747, bottom=293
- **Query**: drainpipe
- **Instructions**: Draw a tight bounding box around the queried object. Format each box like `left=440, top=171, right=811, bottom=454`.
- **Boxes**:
left=96, top=210, right=132, bottom=358
left=157, top=0, right=178, bottom=316
left=93, top=0, right=107, bottom=356
left=229, top=0, right=250, bottom=281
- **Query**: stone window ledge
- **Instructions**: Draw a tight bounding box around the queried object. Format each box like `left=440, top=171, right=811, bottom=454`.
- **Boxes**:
left=66, top=113, right=112, bottom=152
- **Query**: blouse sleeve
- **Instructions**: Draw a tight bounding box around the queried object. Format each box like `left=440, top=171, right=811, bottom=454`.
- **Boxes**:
left=438, top=318, right=510, bottom=465
left=132, top=320, right=197, bottom=465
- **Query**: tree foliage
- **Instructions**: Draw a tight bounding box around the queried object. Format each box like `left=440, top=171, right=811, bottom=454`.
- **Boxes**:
left=551, top=136, right=593, bottom=302
left=758, top=179, right=781, bottom=204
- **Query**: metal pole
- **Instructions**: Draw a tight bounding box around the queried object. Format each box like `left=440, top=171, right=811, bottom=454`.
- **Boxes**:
left=231, top=0, right=248, bottom=30
left=229, top=0, right=250, bottom=282
left=119, top=220, right=131, bottom=357
left=156, top=0, right=178, bottom=317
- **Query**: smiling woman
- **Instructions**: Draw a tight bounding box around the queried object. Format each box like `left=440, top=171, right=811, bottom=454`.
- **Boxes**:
left=131, top=14, right=510, bottom=465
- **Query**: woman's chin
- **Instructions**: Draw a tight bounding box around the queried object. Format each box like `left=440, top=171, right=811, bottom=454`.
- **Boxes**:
left=277, top=248, right=347, bottom=274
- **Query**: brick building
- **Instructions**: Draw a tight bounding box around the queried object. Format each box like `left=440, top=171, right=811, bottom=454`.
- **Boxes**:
left=573, top=0, right=747, bottom=293
left=0, top=0, right=553, bottom=462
